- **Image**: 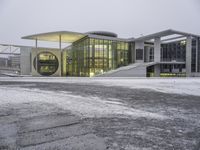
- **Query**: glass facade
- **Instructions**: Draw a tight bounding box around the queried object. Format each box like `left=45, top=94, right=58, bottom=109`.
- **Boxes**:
left=161, top=40, right=186, bottom=62
left=62, top=37, right=129, bottom=77
left=128, top=42, right=135, bottom=63
left=191, top=39, right=197, bottom=72
left=144, top=44, right=154, bottom=62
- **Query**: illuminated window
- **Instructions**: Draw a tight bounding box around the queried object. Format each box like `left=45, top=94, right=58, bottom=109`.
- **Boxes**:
left=34, top=52, right=59, bottom=76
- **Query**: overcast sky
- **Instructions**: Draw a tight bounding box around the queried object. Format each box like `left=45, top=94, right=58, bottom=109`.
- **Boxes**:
left=0, top=0, right=200, bottom=46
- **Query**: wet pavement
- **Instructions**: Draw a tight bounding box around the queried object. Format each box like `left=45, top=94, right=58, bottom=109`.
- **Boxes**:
left=0, top=80, right=200, bottom=150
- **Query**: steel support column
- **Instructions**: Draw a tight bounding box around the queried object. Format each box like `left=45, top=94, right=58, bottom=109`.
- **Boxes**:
left=59, top=35, right=62, bottom=50
left=35, top=39, right=38, bottom=73
left=196, top=38, right=198, bottom=72
left=35, top=39, right=38, bottom=48
left=59, top=35, right=62, bottom=76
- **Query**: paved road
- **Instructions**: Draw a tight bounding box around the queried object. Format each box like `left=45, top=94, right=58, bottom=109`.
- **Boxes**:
left=0, top=80, right=200, bottom=150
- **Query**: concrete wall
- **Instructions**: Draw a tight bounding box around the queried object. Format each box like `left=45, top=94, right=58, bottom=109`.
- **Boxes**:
left=154, top=64, right=160, bottom=77
left=186, top=36, right=192, bottom=77
left=20, top=46, right=32, bottom=75
left=31, top=48, right=61, bottom=77
left=154, top=37, right=161, bottom=62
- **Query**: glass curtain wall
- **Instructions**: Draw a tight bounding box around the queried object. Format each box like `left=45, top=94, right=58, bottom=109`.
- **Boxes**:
left=62, top=37, right=129, bottom=77
left=161, top=41, right=186, bottom=62
left=191, top=39, right=197, bottom=72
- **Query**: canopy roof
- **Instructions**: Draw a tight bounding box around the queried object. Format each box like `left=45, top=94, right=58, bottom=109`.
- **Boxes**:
left=133, top=29, right=200, bottom=41
left=22, top=31, right=87, bottom=43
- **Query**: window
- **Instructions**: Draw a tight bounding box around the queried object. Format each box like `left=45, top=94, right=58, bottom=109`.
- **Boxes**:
left=34, top=52, right=59, bottom=76
left=136, top=49, right=143, bottom=60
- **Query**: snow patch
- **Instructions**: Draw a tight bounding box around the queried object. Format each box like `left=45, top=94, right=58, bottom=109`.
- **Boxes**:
left=0, top=86, right=167, bottom=120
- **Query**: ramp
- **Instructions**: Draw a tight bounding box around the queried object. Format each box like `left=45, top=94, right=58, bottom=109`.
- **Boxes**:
left=97, top=62, right=158, bottom=77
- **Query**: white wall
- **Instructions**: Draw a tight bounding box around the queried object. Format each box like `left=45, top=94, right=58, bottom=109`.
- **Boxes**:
left=20, top=46, right=32, bottom=75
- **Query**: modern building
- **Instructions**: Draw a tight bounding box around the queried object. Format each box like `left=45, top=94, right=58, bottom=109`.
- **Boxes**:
left=18, top=29, right=200, bottom=77
left=0, top=45, right=29, bottom=75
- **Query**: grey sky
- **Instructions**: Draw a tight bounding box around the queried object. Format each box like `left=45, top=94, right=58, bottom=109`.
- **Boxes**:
left=0, top=0, right=200, bottom=46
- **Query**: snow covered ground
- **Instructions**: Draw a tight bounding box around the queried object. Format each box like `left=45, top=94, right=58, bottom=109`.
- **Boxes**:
left=0, top=85, right=167, bottom=120
left=1, top=77, right=200, bottom=96
left=0, top=77, right=200, bottom=149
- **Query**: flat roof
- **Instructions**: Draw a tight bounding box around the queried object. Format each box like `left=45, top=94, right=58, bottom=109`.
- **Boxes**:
left=87, top=34, right=128, bottom=42
left=22, top=29, right=200, bottom=44
left=132, top=29, right=200, bottom=41
left=22, top=31, right=87, bottom=43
